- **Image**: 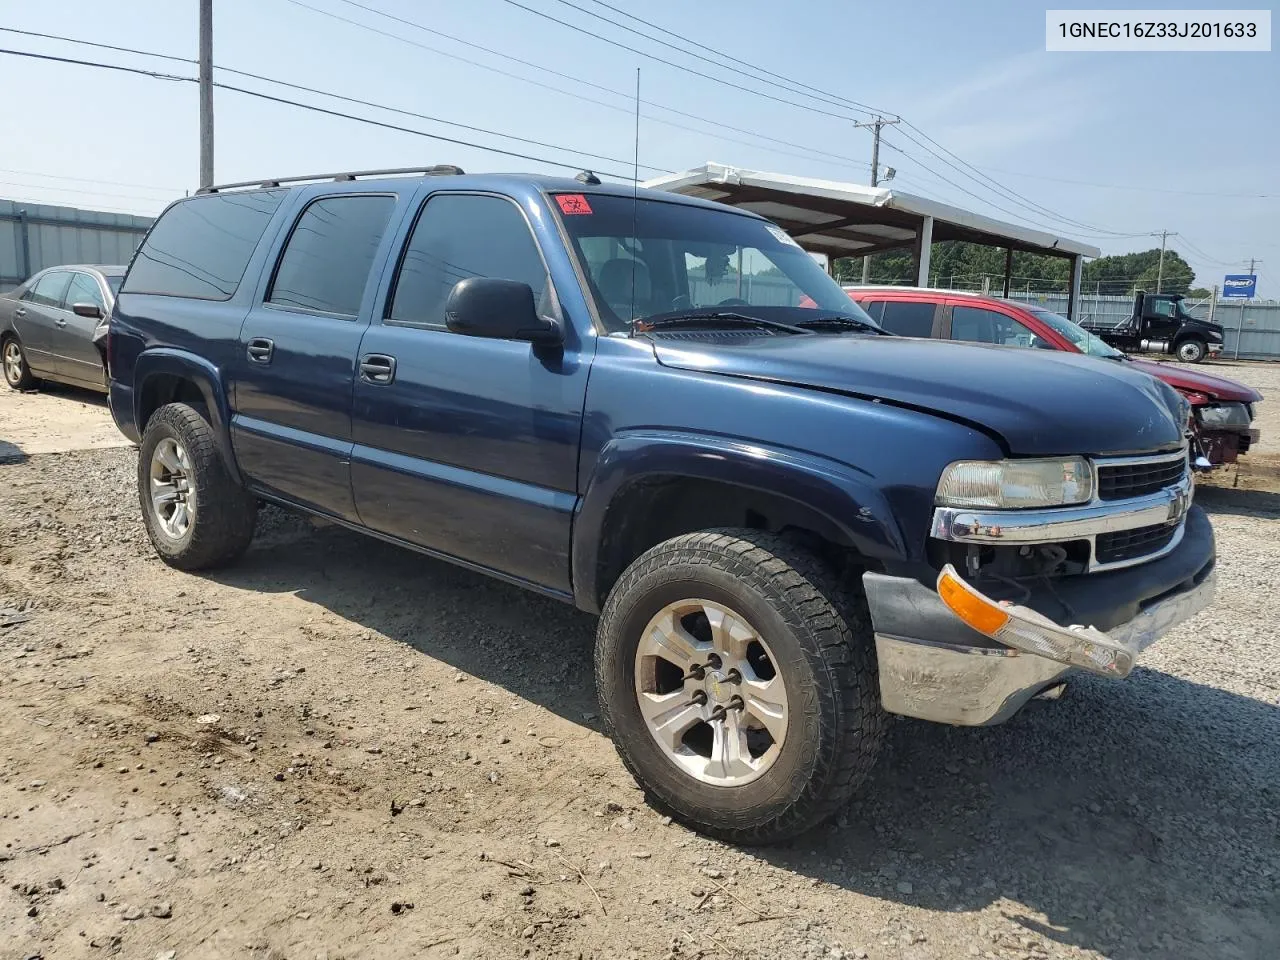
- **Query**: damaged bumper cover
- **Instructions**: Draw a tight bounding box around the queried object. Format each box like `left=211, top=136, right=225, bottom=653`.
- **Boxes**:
left=866, top=505, right=1216, bottom=726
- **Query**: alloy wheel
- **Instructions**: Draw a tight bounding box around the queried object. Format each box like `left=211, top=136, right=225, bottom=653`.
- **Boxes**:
left=3, top=340, right=24, bottom=386
left=633, top=599, right=788, bottom=786
left=149, top=437, right=195, bottom=539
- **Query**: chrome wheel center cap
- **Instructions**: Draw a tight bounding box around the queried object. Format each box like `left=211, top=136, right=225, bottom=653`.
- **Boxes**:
left=704, top=671, right=731, bottom=704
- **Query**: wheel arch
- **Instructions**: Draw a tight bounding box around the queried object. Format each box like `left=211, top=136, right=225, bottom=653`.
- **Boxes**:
left=134, top=348, right=241, bottom=484
left=572, top=432, right=907, bottom=613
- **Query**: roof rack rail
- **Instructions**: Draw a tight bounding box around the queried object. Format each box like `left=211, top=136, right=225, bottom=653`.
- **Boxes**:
left=198, top=165, right=465, bottom=194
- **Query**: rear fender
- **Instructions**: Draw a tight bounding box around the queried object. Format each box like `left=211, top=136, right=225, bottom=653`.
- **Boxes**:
left=133, top=348, right=240, bottom=484
left=572, top=430, right=906, bottom=613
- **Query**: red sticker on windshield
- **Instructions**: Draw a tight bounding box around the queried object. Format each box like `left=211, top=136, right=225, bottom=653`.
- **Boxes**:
left=555, top=193, right=593, bottom=215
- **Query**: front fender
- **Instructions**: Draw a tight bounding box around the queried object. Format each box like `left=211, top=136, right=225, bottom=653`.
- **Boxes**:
left=571, top=430, right=907, bottom=613
left=131, top=348, right=240, bottom=484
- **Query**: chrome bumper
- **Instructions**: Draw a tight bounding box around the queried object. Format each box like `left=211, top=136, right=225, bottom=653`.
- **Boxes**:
left=875, top=566, right=1216, bottom=726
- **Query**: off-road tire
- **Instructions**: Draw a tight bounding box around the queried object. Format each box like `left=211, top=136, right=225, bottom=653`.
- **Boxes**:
left=596, top=528, right=885, bottom=844
left=2, top=335, right=37, bottom=390
left=138, top=402, right=256, bottom=570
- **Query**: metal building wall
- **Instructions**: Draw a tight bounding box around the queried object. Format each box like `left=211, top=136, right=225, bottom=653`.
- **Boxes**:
left=0, top=199, right=154, bottom=291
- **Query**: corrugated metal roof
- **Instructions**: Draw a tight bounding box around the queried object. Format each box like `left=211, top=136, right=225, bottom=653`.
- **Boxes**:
left=642, top=162, right=1100, bottom=260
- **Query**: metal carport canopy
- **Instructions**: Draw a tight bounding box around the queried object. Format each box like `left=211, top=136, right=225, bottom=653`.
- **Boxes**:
left=642, top=162, right=1100, bottom=316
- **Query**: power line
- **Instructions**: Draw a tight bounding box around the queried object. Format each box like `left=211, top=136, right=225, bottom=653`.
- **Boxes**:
left=978, top=164, right=1277, bottom=200
left=0, top=24, right=665, bottom=173
left=0, top=178, right=172, bottom=204
left=493, top=0, right=869, bottom=123
left=0, top=167, right=184, bottom=194
left=542, top=0, right=881, bottom=116
left=0, top=46, right=637, bottom=180
left=284, top=1, right=873, bottom=171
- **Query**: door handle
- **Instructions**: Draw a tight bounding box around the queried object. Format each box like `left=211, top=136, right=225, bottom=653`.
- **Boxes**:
left=55, top=318, right=68, bottom=328
left=246, top=337, right=274, bottom=364
left=359, top=353, right=396, bottom=385
left=14, top=308, right=26, bottom=318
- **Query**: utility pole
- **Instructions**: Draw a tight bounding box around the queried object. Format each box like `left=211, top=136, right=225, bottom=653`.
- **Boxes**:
left=854, top=115, right=900, bottom=283
left=199, top=0, right=214, bottom=190
left=1153, top=229, right=1176, bottom=293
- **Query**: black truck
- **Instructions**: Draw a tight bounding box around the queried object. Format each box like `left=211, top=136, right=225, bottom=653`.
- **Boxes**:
left=1083, top=291, right=1225, bottom=363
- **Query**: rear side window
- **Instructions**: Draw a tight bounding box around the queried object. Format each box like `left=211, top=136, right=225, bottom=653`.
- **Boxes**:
left=388, top=193, right=549, bottom=328
left=268, top=195, right=396, bottom=317
left=122, top=191, right=286, bottom=300
left=877, top=300, right=936, bottom=337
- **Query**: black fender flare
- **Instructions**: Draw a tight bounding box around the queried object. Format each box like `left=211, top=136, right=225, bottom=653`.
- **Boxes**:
left=133, top=348, right=241, bottom=485
left=571, top=430, right=907, bottom=613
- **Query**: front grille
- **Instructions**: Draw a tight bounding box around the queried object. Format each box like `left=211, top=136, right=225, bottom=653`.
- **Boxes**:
left=1096, top=456, right=1186, bottom=500
left=1095, top=523, right=1179, bottom=565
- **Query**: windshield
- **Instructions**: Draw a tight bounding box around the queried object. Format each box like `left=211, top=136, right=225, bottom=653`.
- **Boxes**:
left=554, top=193, right=875, bottom=333
left=1027, top=307, right=1122, bottom=358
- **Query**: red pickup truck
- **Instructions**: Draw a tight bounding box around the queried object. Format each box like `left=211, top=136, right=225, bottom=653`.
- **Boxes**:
left=843, top=287, right=1261, bottom=467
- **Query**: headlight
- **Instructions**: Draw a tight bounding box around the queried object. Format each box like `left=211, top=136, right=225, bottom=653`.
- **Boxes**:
left=936, top=457, right=1093, bottom=508
left=1195, top=402, right=1252, bottom=428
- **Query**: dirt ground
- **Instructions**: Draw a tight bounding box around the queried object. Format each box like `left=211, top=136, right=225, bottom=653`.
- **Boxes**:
left=1, top=362, right=1278, bottom=960
left=0, top=382, right=130, bottom=462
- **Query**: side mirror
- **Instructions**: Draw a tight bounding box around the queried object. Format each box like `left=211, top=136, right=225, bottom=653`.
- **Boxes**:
left=71, top=302, right=103, bottom=319
left=445, top=277, right=561, bottom=345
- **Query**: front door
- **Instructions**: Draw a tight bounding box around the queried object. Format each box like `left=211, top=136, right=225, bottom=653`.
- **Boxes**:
left=1144, top=298, right=1180, bottom=344
left=230, top=191, right=402, bottom=522
left=56, top=271, right=110, bottom=386
left=350, top=191, right=589, bottom=594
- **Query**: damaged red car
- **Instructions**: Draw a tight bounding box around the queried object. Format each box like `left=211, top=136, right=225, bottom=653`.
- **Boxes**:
left=843, top=287, right=1262, bottom=467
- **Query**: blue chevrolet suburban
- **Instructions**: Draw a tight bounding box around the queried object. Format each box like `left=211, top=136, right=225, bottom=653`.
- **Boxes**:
left=107, top=167, right=1216, bottom=843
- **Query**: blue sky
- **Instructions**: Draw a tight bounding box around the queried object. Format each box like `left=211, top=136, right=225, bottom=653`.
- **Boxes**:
left=1, top=0, right=1276, bottom=293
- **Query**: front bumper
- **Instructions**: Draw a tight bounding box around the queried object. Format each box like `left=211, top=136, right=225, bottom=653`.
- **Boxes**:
left=866, top=505, right=1216, bottom=726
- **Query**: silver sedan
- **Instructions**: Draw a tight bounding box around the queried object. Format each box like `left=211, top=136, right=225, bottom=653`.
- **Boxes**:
left=1, top=264, right=125, bottom=392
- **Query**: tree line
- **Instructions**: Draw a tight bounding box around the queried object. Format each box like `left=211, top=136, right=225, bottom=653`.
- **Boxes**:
left=832, top=243, right=1207, bottom=297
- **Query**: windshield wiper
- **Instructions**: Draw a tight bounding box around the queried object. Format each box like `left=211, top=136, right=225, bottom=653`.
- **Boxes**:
left=792, top=315, right=889, bottom=335
left=632, top=311, right=815, bottom=336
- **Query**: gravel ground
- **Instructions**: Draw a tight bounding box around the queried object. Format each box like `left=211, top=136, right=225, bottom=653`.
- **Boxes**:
left=1, top=363, right=1277, bottom=960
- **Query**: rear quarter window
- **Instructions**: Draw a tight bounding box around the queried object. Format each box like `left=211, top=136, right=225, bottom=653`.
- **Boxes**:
left=122, top=191, right=286, bottom=300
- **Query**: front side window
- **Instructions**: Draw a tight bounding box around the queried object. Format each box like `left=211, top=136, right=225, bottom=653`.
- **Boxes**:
left=1028, top=307, right=1121, bottom=358
left=123, top=191, right=286, bottom=300
left=877, top=300, right=936, bottom=337
left=553, top=193, right=871, bottom=333
left=65, top=273, right=106, bottom=311
left=268, top=195, right=397, bottom=317
left=951, top=306, right=1039, bottom=347
left=29, top=271, right=71, bottom=307
left=388, top=193, right=550, bottom=328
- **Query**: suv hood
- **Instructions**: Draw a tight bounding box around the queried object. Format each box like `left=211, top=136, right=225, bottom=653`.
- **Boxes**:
left=651, top=334, right=1186, bottom=457
left=1126, top=357, right=1262, bottom=403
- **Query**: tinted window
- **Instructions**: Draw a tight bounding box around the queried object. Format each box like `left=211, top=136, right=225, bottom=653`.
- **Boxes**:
left=29, top=271, right=71, bottom=307
left=951, top=306, right=1040, bottom=347
left=877, top=300, right=935, bottom=337
left=65, top=273, right=105, bottom=311
left=860, top=300, right=886, bottom=322
left=267, top=195, right=395, bottom=317
left=389, top=194, right=549, bottom=328
left=105, top=275, right=123, bottom=295
left=123, top=191, right=286, bottom=300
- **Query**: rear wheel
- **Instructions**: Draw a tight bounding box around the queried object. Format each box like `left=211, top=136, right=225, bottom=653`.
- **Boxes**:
left=596, top=529, right=884, bottom=844
left=3, top=336, right=36, bottom=390
left=138, top=402, right=257, bottom=570
left=1175, top=338, right=1207, bottom=363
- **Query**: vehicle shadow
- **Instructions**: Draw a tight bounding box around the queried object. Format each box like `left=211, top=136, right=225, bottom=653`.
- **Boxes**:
left=206, top=510, right=1280, bottom=960
left=31, top=380, right=110, bottom=407
left=0, top=438, right=26, bottom=463
left=1195, top=483, right=1280, bottom=518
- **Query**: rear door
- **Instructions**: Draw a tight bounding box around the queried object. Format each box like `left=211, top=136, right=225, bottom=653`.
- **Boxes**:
left=55, top=271, right=110, bottom=386
left=230, top=188, right=404, bottom=521
left=349, top=190, right=588, bottom=594
left=14, top=270, right=72, bottom=375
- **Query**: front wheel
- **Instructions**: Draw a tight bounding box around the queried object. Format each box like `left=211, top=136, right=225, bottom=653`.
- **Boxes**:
left=595, top=529, right=884, bottom=844
left=3, top=336, right=37, bottom=390
left=1176, top=338, right=1207, bottom=363
left=138, top=402, right=257, bottom=570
